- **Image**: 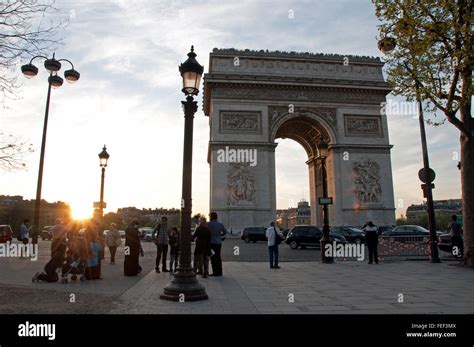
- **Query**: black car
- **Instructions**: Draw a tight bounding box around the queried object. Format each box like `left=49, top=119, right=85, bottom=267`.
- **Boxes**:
left=377, top=225, right=395, bottom=234
left=241, top=227, right=267, bottom=243
left=285, top=225, right=347, bottom=250
left=381, top=225, right=440, bottom=242
left=330, top=226, right=365, bottom=244
left=282, top=229, right=290, bottom=237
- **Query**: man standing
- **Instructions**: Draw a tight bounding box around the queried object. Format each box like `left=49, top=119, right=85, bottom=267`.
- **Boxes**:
left=153, top=216, right=170, bottom=273
left=19, top=219, right=30, bottom=258
left=447, top=215, right=463, bottom=258
left=266, top=222, right=283, bottom=269
left=362, top=221, right=379, bottom=264
left=51, top=218, right=67, bottom=258
left=207, top=212, right=227, bottom=276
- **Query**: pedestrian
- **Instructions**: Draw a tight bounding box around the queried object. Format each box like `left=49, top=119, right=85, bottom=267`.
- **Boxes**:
left=266, top=221, right=283, bottom=269
left=192, top=217, right=211, bottom=278
left=363, top=221, right=379, bottom=264
left=51, top=218, right=67, bottom=259
left=207, top=212, right=227, bottom=276
left=153, top=216, right=170, bottom=273
left=19, top=219, right=30, bottom=258
left=447, top=215, right=463, bottom=257
left=105, top=223, right=122, bottom=264
left=84, top=228, right=101, bottom=280
left=168, top=227, right=180, bottom=273
left=124, top=219, right=142, bottom=276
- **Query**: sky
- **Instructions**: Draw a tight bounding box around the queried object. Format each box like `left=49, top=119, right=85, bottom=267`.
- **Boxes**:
left=1, top=0, right=462, bottom=220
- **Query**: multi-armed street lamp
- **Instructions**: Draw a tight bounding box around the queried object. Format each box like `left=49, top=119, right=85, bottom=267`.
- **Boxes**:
left=160, top=46, right=208, bottom=301
left=21, top=53, right=80, bottom=244
left=378, top=37, right=441, bottom=263
left=316, top=138, right=334, bottom=263
left=97, top=145, right=110, bottom=217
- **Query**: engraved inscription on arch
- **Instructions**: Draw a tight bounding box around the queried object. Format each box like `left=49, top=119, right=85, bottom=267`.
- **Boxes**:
left=219, top=111, right=262, bottom=133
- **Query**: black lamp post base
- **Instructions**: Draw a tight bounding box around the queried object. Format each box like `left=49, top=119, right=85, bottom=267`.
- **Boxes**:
left=160, top=268, right=208, bottom=302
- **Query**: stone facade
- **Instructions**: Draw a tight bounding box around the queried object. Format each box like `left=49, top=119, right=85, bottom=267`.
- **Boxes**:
left=203, top=48, right=396, bottom=232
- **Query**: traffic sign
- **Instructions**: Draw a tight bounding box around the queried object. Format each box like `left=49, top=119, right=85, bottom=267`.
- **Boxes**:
left=418, top=168, right=436, bottom=183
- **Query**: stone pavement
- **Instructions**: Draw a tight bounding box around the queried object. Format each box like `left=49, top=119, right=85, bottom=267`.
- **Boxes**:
left=111, top=261, right=474, bottom=314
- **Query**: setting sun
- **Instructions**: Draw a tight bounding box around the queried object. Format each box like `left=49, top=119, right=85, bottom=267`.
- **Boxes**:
left=70, top=202, right=93, bottom=220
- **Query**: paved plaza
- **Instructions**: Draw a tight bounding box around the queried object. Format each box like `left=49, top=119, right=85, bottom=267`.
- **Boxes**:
left=0, top=239, right=472, bottom=314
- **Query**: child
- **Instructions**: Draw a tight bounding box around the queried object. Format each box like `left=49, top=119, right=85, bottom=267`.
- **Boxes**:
left=84, top=229, right=101, bottom=280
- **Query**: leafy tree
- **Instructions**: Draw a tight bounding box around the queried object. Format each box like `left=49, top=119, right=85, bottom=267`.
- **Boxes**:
left=373, top=0, right=473, bottom=266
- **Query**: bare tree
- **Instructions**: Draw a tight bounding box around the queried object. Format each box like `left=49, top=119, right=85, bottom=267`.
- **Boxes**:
left=0, top=0, right=67, bottom=105
left=0, top=132, right=34, bottom=170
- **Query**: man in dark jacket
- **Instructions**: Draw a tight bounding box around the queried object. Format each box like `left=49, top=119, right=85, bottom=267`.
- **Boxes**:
left=207, top=212, right=227, bottom=276
left=363, top=221, right=379, bottom=264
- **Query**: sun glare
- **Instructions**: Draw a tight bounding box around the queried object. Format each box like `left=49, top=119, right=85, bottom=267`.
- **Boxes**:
left=71, top=202, right=93, bottom=220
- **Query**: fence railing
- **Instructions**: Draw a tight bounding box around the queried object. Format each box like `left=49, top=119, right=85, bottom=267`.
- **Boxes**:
left=378, top=235, right=430, bottom=260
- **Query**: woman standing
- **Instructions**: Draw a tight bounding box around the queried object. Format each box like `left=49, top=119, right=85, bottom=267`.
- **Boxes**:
left=192, top=217, right=211, bottom=278
left=124, top=220, right=142, bottom=276
left=106, top=223, right=122, bottom=264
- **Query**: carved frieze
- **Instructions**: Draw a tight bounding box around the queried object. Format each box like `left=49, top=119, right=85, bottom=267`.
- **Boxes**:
left=227, top=163, right=256, bottom=205
left=353, top=160, right=382, bottom=204
left=219, top=111, right=262, bottom=133
left=344, top=115, right=382, bottom=137
left=268, top=106, right=337, bottom=130
left=212, top=86, right=385, bottom=105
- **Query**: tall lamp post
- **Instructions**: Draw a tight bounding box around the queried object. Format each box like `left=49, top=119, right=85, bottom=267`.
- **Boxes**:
left=160, top=46, right=208, bottom=301
left=317, top=138, right=334, bottom=263
left=21, top=53, right=80, bottom=244
left=378, top=37, right=441, bottom=263
left=97, top=145, right=110, bottom=217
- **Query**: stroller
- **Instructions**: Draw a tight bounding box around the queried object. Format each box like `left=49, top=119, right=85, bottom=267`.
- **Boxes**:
left=60, top=236, right=88, bottom=284
left=32, top=242, right=67, bottom=283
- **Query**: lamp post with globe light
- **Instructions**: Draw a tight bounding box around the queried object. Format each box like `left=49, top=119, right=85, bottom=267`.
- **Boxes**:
left=21, top=53, right=80, bottom=244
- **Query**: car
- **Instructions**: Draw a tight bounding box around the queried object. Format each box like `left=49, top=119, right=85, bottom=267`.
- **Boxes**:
left=330, top=226, right=365, bottom=244
left=282, top=229, right=290, bottom=237
left=0, top=225, right=13, bottom=243
left=138, top=227, right=154, bottom=241
left=41, top=226, right=54, bottom=240
left=381, top=225, right=441, bottom=242
left=377, top=225, right=395, bottom=234
left=438, top=233, right=464, bottom=257
left=241, top=226, right=267, bottom=243
left=143, top=229, right=154, bottom=242
left=285, top=225, right=347, bottom=250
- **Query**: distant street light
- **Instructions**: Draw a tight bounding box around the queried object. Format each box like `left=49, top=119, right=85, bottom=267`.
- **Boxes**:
left=160, top=46, right=208, bottom=301
left=21, top=53, right=80, bottom=244
left=378, top=37, right=441, bottom=263
left=316, top=138, right=333, bottom=264
left=98, top=145, right=110, bottom=217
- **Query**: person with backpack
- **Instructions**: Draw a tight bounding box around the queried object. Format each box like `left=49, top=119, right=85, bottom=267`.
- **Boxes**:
left=266, top=221, right=283, bottom=269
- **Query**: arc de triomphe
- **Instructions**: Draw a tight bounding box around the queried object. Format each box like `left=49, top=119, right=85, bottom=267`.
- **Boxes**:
left=203, top=48, right=396, bottom=232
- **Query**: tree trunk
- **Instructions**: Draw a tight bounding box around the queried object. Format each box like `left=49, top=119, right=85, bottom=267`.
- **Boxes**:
left=461, top=134, right=474, bottom=266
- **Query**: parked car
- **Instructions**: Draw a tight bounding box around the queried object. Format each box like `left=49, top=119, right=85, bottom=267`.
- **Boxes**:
left=41, top=226, right=54, bottom=240
left=330, top=226, right=365, bottom=244
left=285, top=225, right=347, bottom=250
left=377, top=225, right=395, bottom=234
left=282, top=229, right=290, bottom=237
left=139, top=227, right=154, bottom=240
left=144, top=229, right=154, bottom=242
left=438, top=233, right=464, bottom=256
left=381, top=225, right=441, bottom=242
left=241, top=226, right=267, bottom=243
left=0, top=225, right=13, bottom=243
